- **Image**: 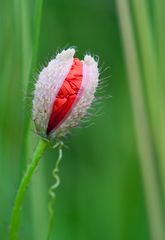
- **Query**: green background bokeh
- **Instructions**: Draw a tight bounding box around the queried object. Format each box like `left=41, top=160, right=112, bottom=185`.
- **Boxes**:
left=0, top=0, right=154, bottom=239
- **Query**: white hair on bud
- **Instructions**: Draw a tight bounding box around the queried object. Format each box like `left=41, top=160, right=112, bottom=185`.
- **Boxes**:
left=53, top=55, right=99, bottom=137
left=32, top=48, right=75, bottom=136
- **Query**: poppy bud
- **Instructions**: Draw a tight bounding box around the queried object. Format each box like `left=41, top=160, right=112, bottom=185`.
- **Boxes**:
left=32, top=48, right=99, bottom=138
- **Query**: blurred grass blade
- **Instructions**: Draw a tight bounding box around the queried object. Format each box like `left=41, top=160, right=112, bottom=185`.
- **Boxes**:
left=21, top=0, right=44, bottom=168
left=131, top=0, right=165, bottom=202
left=116, top=0, right=165, bottom=239
left=131, top=1, right=158, bottom=137
left=152, top=0, right=165, bottom=200
left=32, top=0, right=44, bottom=70
left=153, top=0, right=165, bottom=63
left=12, top=0, right=46, bottom=239
left=21, top=1, right=47, bottom=239
left=21, top=0, right=32, bottom=90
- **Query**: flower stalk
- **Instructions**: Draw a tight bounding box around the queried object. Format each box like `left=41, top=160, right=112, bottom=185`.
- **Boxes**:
left=47, top=141, right=63, bottom=240
left=9, top=139, right=48, bottom=240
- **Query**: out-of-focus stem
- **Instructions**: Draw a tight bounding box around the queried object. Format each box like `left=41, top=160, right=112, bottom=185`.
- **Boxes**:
left=21, top=0, right=32, bottom=90
left=20, top=1, right=45, bottom=239
left=152, top=0, right=165, bottom=201
left=131, top=1, right=158, bottom=135
left=132, top=0, right=165, bottom=203
left=116, top=0, right=165, bottom=239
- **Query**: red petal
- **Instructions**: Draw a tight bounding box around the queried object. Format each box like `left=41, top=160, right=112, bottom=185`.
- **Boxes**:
left=47, top=58, right=83, bottom=135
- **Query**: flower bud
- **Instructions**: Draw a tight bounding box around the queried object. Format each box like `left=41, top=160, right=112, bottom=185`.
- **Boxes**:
left=32, top=48, right=99, bottom=138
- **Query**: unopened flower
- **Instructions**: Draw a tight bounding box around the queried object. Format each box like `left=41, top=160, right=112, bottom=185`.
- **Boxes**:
left=32, top=48, right=99, bottom=139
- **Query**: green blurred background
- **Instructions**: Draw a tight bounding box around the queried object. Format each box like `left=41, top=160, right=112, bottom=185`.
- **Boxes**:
left=1, top=0, right=165, bottom=239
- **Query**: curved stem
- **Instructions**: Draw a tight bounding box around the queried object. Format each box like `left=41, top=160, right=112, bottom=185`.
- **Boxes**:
left=9, top=139, right=48, bottom=240
left=47, top=142, right=63, bottom=240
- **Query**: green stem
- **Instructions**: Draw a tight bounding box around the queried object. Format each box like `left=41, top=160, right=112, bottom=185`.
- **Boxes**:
left=47, top=142, right=63, bottom=240
left=21, top=0, right=32, bottom=90
left=131, top=0, right=159, bottom=137
left=116, top=0, right=165, bottom=239
left=131, top=0, right=165, bottom=202
left=153, top=0, right=165, bottom=201
left=32, top=0, right=44, bottom=71
left=9, top=139, right=48, bottom=240
left=20, top=0, right=44, bottom=171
